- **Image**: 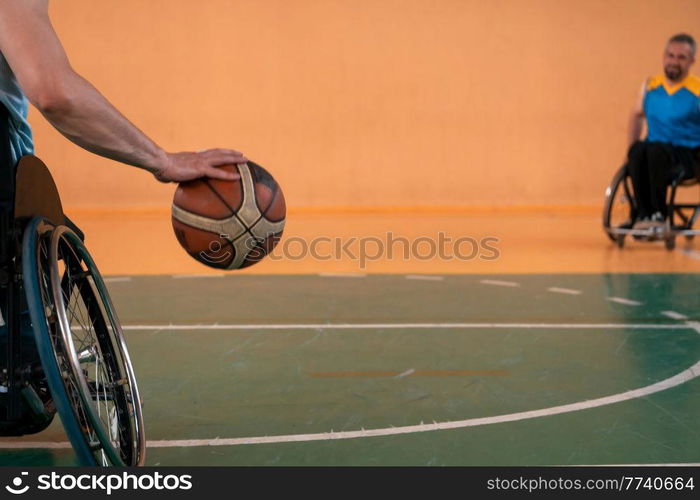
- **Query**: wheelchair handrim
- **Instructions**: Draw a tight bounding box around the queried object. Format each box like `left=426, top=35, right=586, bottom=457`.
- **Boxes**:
left=21, top=217, right=99, bottom=465
left=49, top=225, right=145, bottom=466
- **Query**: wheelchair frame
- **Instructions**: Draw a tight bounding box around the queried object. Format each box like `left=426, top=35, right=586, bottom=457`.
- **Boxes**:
left=603, top=164, right=700, bottom=250
left=0, top=107, right=145, bottom=465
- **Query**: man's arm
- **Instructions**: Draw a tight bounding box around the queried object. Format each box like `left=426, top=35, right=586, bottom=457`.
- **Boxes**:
left=627, top=81, right=646, bottom=146
left=0, top=0, right=244, bottom=182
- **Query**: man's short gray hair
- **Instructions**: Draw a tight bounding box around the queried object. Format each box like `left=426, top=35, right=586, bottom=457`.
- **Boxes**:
left=668, top=33, right=696, bottom=57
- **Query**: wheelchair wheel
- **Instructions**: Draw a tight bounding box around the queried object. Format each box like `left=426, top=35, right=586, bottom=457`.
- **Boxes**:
left=603, top=165, right=636, bottom=243
left=22, top=217, right=145, bottom=466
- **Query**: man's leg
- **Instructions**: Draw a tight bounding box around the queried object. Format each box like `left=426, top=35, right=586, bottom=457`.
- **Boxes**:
left=646, top=143, right=675, bottom=219
left=626, top=141, right=652, bottom=219
left=671, top=146, right=700, bottom=182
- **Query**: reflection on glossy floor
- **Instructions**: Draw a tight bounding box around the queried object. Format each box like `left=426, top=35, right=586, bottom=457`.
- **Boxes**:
left=65, top=207, right=700, bottom=275
left=5, top=207, right=700, bottom=466
left=3, top=273, right=700, bottom=466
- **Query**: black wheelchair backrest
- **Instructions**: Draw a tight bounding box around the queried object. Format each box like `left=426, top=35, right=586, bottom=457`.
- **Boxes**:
left=14, top=155, right=65, bottom=226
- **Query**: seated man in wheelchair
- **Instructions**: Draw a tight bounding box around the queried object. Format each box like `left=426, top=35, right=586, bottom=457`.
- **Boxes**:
left=0, top=3, right=248, bottom=340
left=0, top=0, right=248, bottom=461
left=626, top=33, right=700, bottom=232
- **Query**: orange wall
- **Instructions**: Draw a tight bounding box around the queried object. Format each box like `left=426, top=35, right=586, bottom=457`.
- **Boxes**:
left=29, top=0, right=700, bottom=210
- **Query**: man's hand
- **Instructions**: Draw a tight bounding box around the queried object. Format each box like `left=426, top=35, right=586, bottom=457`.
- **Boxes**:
left=152, top=149, right=247, bottom=183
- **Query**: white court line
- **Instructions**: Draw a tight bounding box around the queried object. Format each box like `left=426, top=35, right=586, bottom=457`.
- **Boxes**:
left=171, top=274, right=225, bottom=279
left=405, top=275, right=444, bottom=281
left=480, top=279, right=520, bottom=287
left=6, top=357, right=699, bottom=450
left=686, top=321, right=700, bottom=334
left=677, top=248, right=700, bottom=260
left=585, top=463, right=700, bottom=467
left=119, top=322, right=690, bottom=331
left=318, top=273, right=367, bottom=278
left=607, top=297, right=642, bottom=306
left=104, top=277, right=132, bottom=283
left=145, top=357, right=700, bottom=447
left=394, top=368, right=415, bottom=378
left=662, top=311, right=689, bottom=321
left=547, top=287, right=582, bottom=295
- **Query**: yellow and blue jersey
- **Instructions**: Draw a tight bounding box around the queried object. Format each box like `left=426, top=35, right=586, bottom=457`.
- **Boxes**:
left=643, top=73, right=700, bottom=148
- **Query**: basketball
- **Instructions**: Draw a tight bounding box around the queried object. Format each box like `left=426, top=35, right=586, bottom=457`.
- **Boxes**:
left=171, top=161, right=286, bottom=269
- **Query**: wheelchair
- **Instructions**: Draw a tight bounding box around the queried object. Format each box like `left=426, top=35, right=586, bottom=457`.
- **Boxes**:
left=603, top=163, right=700, bottom=250
left=0, top=108, right=145, bottom=465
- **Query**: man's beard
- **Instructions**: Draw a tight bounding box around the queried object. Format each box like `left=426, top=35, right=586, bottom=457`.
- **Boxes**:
left=664, top=65, right=683, bottom=81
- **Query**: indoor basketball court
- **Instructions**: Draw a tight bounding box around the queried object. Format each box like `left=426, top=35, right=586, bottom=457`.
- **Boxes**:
left=2, top=209, right=700, bottom=466
left=1, top=0, right=700, bottom=467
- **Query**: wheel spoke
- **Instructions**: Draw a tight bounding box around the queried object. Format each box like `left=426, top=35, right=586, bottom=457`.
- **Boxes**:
left=26, top=222, right=144, bottom=466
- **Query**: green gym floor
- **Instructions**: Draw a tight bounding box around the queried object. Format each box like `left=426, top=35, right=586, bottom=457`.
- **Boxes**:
left=2, top=273, right=699, bottom=466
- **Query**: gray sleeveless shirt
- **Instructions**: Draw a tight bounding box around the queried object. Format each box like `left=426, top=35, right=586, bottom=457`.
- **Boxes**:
left=0, top=52, right=34, bottom=165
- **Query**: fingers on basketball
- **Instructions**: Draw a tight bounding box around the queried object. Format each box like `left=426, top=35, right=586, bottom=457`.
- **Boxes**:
left=172, top=161, right=286, bottom=270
